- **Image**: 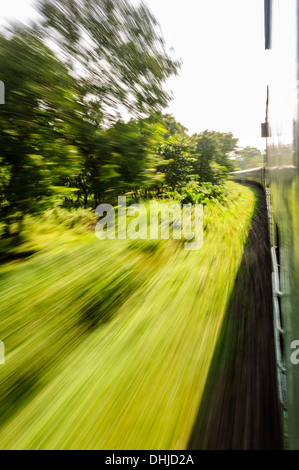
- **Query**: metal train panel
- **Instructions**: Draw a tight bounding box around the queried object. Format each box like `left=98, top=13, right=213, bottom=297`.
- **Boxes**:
left=265, top=0, right=299, bottom=450
left=231, top=0, right=299, bottom=448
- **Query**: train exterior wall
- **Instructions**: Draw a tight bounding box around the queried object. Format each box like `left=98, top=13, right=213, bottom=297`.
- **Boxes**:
left=231, top=0, right=299, bottom=449
left=265, top=0, right=299, bottom=449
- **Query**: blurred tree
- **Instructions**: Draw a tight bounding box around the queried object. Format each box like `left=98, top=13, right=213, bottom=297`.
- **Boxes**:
left=64, top=117, right=165, bottom=205
left=191, top=130, right=238, bottom=182
left=107, top=118, right=164, bottom=193
left=0, top=29, right=83, bottom=234
left=158, top=113, right=189, bottom=139
left=235, top=146, right=264, bottom=170
left=156, top=138, right=195, bottom=190
left=37, top=0, right=180, bottom=122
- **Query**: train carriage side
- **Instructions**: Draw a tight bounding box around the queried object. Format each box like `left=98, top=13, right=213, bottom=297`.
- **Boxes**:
left=232, top=0, right=299, bottom=449
left=265, top=0, right=299, bottom=449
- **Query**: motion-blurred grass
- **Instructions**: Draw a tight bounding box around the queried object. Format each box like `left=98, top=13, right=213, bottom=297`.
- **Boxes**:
left=0, top=182, right=256, bottom=449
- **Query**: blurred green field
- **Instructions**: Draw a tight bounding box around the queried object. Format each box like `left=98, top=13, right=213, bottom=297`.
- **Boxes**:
left=0, top=181, right=256, bottom=450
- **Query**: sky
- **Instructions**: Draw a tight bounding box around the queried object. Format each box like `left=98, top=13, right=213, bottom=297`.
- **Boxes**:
left=0, top=0, right=269, bottom=150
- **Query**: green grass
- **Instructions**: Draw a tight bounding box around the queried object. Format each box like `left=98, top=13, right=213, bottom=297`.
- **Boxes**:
left=0, top=181, right=256, bottom=449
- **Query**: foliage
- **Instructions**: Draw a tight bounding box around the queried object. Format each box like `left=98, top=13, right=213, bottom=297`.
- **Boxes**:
left=235, top=146, right=264, bottom=171
left=158, top=113, right=189, bottom=139
left=191, top=130, right=238, bottom=182
left=0, top=29, right=83, bottom=233
left=61, top=117, right=166, bottom=207
left=156, top=137, right=195, bottom=190
left=37, top=0, right=181, bottom=120
left=0, top=1, right=259, bottom=452
left=163, top=181, right=228, bottom=205
left=0, top=182, right=256, bottom=449
left=0, top=2, right=241, bottom=237
left=0, top=0, right=180, bottom=233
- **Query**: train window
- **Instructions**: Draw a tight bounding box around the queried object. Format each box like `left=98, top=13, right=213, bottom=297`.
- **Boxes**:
left=264, top=0, right=272, bottom=49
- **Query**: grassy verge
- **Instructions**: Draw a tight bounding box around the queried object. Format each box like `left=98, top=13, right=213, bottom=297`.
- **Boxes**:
left=0, top=181, right=256, bottom=449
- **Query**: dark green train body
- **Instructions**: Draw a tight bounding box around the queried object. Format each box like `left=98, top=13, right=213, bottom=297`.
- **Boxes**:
left=232, top=0, right=299, bottom=449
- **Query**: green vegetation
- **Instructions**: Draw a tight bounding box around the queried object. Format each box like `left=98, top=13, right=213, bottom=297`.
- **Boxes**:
left=0, top=1, right=240, bottom=234
left=0, top=0, right=257, bottom=450
left=235, top=146, right=264, bottom=171
left=0, top=182, right=256, bottom=449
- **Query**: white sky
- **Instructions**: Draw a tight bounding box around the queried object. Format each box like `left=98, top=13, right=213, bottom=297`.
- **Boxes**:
left=0, top=0, right=268, bottom=149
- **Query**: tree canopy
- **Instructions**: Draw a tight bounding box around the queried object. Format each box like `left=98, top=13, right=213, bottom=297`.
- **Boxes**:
left=0, top=1, right=241, bottom=236
left=191, top=130, right=238, bottom=182
left=36, top=0, right=181, bottom=121
left=0, top=29, right=83, bottom=232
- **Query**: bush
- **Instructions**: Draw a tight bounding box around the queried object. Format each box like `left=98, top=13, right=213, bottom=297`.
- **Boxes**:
left=163, top=181, right=228, bottom=205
